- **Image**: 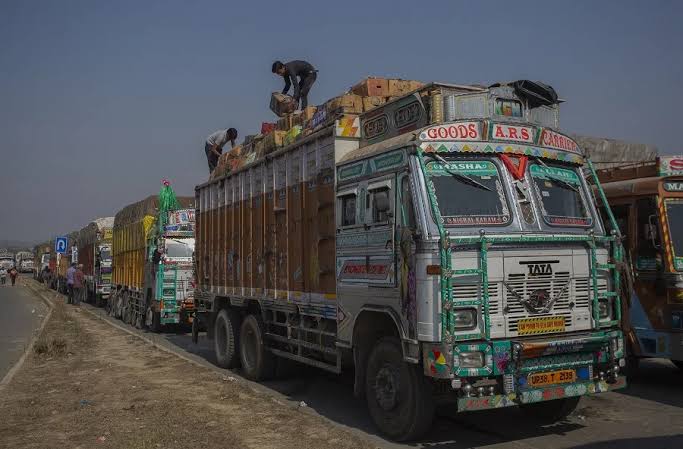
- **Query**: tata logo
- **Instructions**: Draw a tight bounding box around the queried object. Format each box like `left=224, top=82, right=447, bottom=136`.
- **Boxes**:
left=528, top=263, right=553, bottom=275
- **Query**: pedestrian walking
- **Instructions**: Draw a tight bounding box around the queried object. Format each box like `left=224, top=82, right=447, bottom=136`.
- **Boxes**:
left=0, top=267, right=6, bottom=285
left=73, top=264, right=85, bottom=305
left=205, top=128, right=238, bottom=173
left=8, top=267, right=18, bottom=286
left=66, top=262, right=76, bottom=304
left=272, top=60, right=317, bottom=110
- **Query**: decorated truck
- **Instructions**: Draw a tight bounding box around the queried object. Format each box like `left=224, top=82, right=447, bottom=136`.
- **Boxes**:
left=194, top=79, right=627, bottom=440
left=33, top=242, right=52, bottom=280
left=76, top=217, right=114, bottom=306
left=109, top=183, right=195, bottom=331
left=594, top=154, right=683, bottom=371
left=15, top=251, right=34, bottom=273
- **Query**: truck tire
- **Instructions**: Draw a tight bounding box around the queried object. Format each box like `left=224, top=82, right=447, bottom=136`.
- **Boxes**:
left=239, top=314, right=275, bottom=380
left=365, top=337, right=434, bottom=441
left=520, top=396, right=581, bottom=424
left=146, top=307, right=161, bottom=333
left=214, top=309, right=241, bottom=369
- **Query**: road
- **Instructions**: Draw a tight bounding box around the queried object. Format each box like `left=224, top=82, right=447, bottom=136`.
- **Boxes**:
left=43, top=286, right=683, bottom=449
left=0, top=277, right=48, bottom=380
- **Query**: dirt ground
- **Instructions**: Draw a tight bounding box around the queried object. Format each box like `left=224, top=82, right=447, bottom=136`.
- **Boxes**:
left=0, top=290, right=376, bottom=449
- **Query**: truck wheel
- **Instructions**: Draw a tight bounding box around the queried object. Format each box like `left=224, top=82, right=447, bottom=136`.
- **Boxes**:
left=134, top=306, right=144, bottom=329
left=239, top=314, right=275, bottom=380
left=365, top=337, right=435, bottom=441
left=521, top=396, right=581, bottom=424
left=146, top=307, right=161, bottom=333
left=191, top=315, right=200, bottom=344
left=214, top=309, right=241, bottom=369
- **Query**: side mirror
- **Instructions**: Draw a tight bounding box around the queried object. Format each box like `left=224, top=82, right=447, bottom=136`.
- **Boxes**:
left=645, top=215, right=660, bottom=249
left=375, top=191, right=391, bottom=213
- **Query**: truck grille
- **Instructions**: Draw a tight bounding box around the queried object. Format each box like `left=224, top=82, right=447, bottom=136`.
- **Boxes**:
left=451, top=283, right=500, bottom=314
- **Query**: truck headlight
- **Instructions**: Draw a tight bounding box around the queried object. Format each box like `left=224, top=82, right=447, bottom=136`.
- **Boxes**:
left=453, top=309, right=476, bottom=329
left=458, top=351, right=484, bottom=368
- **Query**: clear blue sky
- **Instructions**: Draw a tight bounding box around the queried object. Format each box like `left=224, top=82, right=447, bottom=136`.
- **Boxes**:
left=1, top=0, right=682, bottom=243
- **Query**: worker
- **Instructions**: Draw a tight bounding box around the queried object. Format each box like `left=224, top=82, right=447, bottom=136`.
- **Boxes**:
left=73, top=264, right=85, bottom=305
left=205, top=128, right=238, bottom=173
left=8, top=266, right=18, bottom=287
left=0, top=267, right=6, bottom=285
left=272, top=60, right=317, bottom=110
left=66, top=262, right=76, bottom=303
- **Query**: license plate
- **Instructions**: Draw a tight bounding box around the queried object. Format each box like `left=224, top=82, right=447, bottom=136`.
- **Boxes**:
left=517, top=316, right=565, bottom=335
left=528, top=369, right=576, bottom=387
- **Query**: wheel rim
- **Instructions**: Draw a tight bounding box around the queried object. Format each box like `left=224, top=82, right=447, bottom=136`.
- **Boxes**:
left=374, top=364, right=400, bottom=411
left=242, top=326, right=257, bottom=371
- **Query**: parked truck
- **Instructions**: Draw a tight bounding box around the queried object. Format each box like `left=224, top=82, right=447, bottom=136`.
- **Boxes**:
left=76, top=217, right=114, bottom=306
left=194, top=79, right=627, bottom=440
left=15, top=251, right=34, bottom=273
left=0, top=251, right=15, bottom=270
left=109, top=185, right=195, bottom=331
left=33, top=241, right=56, bottom=285
left=591, top=152, right=683, bottom=372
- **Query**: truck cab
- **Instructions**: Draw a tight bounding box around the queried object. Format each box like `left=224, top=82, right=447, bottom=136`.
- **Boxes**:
left=596, top=156, right=683, bottom=370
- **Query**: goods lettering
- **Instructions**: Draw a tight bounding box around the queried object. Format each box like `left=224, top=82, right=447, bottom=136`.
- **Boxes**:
left=424, top=122, right=480, bottom=141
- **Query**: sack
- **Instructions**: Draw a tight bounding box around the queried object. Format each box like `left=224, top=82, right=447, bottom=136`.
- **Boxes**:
left=270, top=92, right=298, bottom=117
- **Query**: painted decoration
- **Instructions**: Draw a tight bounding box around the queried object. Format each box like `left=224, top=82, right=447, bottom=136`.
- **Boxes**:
left=659, top=156, right=683, bottom=176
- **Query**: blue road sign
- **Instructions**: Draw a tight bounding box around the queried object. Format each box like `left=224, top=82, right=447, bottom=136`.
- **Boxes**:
left=55, top=237, right=68, bottom=254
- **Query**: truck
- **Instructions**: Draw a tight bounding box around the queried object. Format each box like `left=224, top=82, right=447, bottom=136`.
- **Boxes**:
left=0, top=251, right=15, bottom=270
left=194, top=79, right=627, bottom=440
left=109, top=186, right=195, bottom=331
left=33, top=241, right=56, bottom=284
left=15, top=251, right=34, bottom=273
left=76, top=217, right=114, bottom=306
left=592, top=153, right=683, bottom=372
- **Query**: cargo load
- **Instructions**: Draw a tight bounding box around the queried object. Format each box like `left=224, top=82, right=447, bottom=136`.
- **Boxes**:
left=571, top=135, right=658, bottom=170
left=270, top=92, right=298, bottom=117
left=77, top=216, right=114, bottom=305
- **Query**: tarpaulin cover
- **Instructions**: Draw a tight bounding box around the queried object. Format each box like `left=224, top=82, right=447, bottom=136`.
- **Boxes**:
left=571, top=135, right=658, bottom=169
left=489, top=80, right=559, bottom=108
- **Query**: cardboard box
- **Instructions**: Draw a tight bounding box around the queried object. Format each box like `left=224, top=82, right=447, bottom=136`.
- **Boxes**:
left=270, top=92, right=298, bottom=117
left=284, top=126, right=302, bottom=146
left=277, top=114, right=295, bottom=131
left=326, top=94, right=363, bottom=114
left=351, top=77, right=389, bottom=97
left=302, top=106, right=317, bottom=122
left=261, top=122, right=276, bottom=134
left=387, top=79, right=424, bottom=97
left=263, top=130, right=287, bottom=152
left=292, top=111, right=304, bottom=127
left=362, top=96, right=386, bottom=112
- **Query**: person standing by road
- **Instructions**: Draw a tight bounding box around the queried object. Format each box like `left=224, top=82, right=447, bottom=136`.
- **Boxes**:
left=272, top=60, right=317, bottom=110
left=73, top=264, right=85, bottom=305
left=8, top=267, right=18, bottom=286
left=0, top=267, right=6, bottom=285
left=205, top=128, right=238, bottom=173
left=66, top=262, right=76, bottom=303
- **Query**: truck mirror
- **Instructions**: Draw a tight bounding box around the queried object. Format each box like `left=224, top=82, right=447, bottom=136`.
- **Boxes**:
left=646, top=215, right=660, bottom=249
left=375, top=192, right=391, bottom=213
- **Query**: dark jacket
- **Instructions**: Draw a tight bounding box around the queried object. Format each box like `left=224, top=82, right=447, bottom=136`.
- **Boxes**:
left=281, top=60, right=316, bottom=98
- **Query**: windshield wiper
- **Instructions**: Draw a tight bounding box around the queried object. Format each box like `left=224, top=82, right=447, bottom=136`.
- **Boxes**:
left=426, top=154, right=492, bottom=192
left=535, top=159, right=579, bottom=192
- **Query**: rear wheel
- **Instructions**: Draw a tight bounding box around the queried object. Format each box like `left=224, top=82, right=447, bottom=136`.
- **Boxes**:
left=214, top=309, right=241, bottom=369
left=521, top=396, right=581, bottom=424
left=365, top=337, right=435, bottom=441
left=146, top=306, right=161, bottom=333
left=239, top=314, right=275, bottom=381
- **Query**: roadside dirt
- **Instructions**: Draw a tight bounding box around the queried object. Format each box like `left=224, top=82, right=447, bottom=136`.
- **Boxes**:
left=0, top=292, right=376, bottom=449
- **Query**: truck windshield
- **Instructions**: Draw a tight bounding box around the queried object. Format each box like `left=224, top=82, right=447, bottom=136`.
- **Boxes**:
left=165, top=239, right=194, bottom=258
left=665, top=200, right=683, bottom=267
left=529, top=164, right=592, bottom=226
left=425, top=159, right=511, bottom=226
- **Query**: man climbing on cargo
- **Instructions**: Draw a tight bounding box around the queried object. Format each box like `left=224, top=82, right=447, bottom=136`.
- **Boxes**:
left=272, top=60, right=317, bottom=110
left=204, top=128, right=238, bottom=173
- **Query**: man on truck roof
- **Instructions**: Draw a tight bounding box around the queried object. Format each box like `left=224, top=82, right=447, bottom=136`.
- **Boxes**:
left=204, top=128, right=238, bottom=173
left=272, top=59, right=317, bottom=110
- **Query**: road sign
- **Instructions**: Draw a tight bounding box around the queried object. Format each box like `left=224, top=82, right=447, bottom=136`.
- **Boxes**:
left=55, top=237, right=68, bottom=254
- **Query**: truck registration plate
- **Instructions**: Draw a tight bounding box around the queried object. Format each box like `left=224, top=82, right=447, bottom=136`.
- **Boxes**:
left=517, top=316, right=565, bottom=335
left=528, top=369, right=576, bottom=387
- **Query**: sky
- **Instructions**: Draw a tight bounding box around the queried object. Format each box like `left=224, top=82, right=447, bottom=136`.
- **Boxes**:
left=1, top=0, right=682, bottom=243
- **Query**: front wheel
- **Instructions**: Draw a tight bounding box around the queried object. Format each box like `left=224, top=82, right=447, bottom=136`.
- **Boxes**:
left=520, top=396, right=581, bottom=424
left=239, top=314, right=275, bottom=381
left=146, top=307, right=161, bottom=333
left=365, top=337, right=434, bottom=441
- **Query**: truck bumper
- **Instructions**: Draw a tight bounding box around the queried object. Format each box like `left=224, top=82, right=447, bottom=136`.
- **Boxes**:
left=423, top=330, right=626, bottom=412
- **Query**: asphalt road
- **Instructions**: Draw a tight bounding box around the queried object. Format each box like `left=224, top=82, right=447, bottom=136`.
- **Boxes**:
left=40, top=284, right=683, bottom=449
left=0, top=277, right=48, bottom=380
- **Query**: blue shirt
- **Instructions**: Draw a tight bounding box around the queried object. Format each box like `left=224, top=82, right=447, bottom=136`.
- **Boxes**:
left=66, top=266, right=76, bottom=285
